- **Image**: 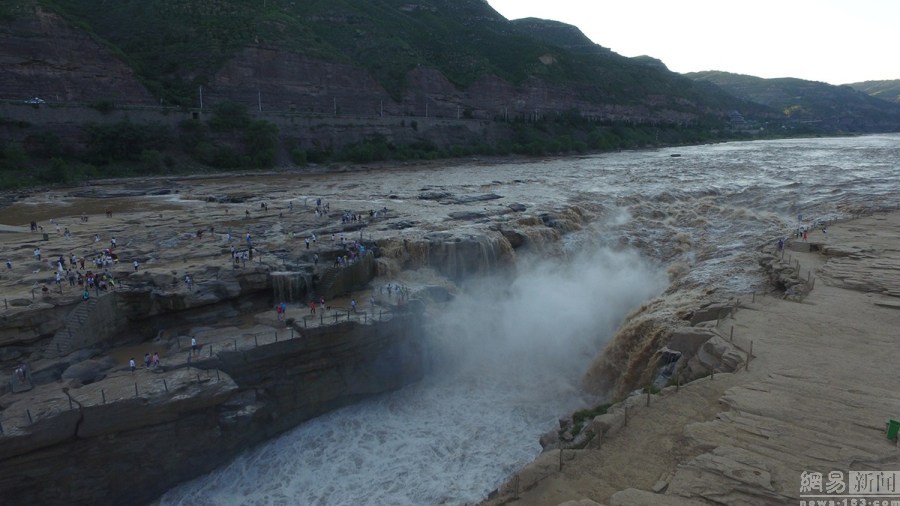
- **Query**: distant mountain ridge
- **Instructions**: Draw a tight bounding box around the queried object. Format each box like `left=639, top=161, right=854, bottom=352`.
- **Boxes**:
left=686, top=71, right=900, bottom=131
left=1, top=0, right=767, bottom=125
left=846, top=80, right=900, bottom=104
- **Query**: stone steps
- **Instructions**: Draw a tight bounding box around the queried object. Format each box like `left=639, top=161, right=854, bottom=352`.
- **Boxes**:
left=44, top=298, right=99, bottom=358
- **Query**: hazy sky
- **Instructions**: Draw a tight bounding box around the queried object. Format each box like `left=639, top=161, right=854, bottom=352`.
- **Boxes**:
left=486, top=0, right=898, bottom=85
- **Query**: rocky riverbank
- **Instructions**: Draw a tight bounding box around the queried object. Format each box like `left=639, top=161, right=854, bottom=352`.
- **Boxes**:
left=0, top=169, right=594, bottom=505
left=482, top=212, right=900, bottom=505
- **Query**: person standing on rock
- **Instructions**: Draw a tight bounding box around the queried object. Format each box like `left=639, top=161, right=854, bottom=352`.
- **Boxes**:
left=129, top=358, right=136, bottom=373
left=34, top=247, right=41, bottom=262
left=191, top=338, right=198, bottom=355
left=5, top=259, right=11, bottom=270
left=305, top=237, right=310, bottom=249
left=152, top=352, right=160, bottom=368
left=144, top=352, right=151, bottom=368
left=133, top=259, right=139, bottom=271
left=309, top=300, right=316, bottom=314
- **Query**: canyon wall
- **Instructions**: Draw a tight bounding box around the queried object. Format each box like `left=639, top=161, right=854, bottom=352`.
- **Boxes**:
left=0, top=312, right=425, bottom=506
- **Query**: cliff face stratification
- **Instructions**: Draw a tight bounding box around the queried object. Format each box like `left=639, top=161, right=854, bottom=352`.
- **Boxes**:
left=0, top=7, right=154, bottom=105
left=0, top=309, right=425, bottom=506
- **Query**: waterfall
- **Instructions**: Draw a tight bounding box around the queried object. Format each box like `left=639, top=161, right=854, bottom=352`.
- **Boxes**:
left=271, top=271, right=309, bottom=303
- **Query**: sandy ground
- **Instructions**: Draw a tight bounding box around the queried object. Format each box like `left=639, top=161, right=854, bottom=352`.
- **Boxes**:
left=484, top=212, right=900, bottom=505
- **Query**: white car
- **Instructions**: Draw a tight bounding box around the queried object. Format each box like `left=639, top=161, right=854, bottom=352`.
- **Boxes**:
left=25, top=97, right=45, bottom=104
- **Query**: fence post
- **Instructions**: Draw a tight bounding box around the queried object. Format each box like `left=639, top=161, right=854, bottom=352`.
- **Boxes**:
left=290, top=327, right=294, bottom=339
left=254, top=335, right=259, bottom=347
left=558, top=448, right=563, bottom=471
left=163, top=379, right=168, bottom=392
left=624, top=405, right=628, bottom=427
left=68, top=395, right=73, bottom=410
left=27, top=409, right=33, bottom=424
left=730, top=326, right=734, bottom=342
left=101, top=389, right=106, bottom=404
left=210, top=344, right=213, bottom=357
left=275, top=331, right=278, bottom=342
left=710, top=366, right=714, bottom=381
left=746, top=341, right=753, bottom=371
left=234, top=339, right=237, bottom=351
left=646, top=385, right=651, bottom=406
left=216, top=369, right=220, bottom=381
left=134, top=382, right=139, bottom=397
left=196, top=373, right=201, bottom=383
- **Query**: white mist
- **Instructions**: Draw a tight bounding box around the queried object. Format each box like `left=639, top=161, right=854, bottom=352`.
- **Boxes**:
left=159, top=247, right=666, bottom=506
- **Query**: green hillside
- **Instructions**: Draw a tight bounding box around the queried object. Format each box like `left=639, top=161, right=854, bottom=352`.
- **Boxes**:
left=687, top=71, right=900, bottom=132
left=847, top=80, right=900, bottom=104
left=14, top=0, right=751, bottom=117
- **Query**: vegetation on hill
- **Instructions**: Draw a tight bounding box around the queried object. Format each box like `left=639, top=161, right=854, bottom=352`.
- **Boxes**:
left=687, top=71, right=900, bottom=132
left=846, top=80, right=900, bottom=104
left=25, top=0, right=750, bottom=117
left=1, top=0, right=898, bottom=190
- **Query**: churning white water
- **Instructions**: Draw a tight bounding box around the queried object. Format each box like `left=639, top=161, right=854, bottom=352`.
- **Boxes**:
left=159, top=134, right=900, bottom=505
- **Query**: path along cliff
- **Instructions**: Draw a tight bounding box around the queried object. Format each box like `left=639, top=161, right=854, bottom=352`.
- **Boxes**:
left=482, top=212, right=900, bottom=505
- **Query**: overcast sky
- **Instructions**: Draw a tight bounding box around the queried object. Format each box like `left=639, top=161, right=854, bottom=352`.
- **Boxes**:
left=486, top=0, right=898, bottom=85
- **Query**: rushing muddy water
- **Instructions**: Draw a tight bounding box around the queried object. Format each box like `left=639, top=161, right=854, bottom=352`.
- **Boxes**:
left=155, top=135, right=900, bottom=505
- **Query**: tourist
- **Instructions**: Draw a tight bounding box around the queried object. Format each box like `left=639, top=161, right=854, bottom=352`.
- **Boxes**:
left=191, top=337, right=198, bottom=355
left=777, top=238, right=784, bottom=251
left=110, top=237, right=117, bottom=249
left=309, top=301, right=316, bottom=314
left=144, top=352, right=151, bottom=368
left=351, top=298, right=357, bottom=312
left=5, top=259, right=11, bottom=270
left=184, top=274, right=193, bottom=291
left=152, top=352, right=160, bottom=368
left=313, top=253, right=319, bottom=266
left=33, top=247, right=41, bottom=261
left=276, top=303, right=284, bottom=321
left=133, top=259, right=139, bottom=271
left=129, top=357, right=136, bottom=373
left=82, top=288, right=90, bottom=301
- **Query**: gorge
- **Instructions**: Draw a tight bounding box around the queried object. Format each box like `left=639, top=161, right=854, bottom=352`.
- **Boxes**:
left=1, top=135, right=899, bottom=504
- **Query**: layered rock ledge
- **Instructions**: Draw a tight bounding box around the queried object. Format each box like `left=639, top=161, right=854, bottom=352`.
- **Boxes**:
left=483, top=212, right=900, bottom=505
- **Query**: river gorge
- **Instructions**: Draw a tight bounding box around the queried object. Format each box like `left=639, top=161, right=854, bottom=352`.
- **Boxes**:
left=1, top=134, right=899, bottom=505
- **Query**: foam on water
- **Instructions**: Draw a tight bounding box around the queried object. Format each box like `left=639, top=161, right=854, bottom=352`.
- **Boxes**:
left=161, top=248, right=666, bottom=506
